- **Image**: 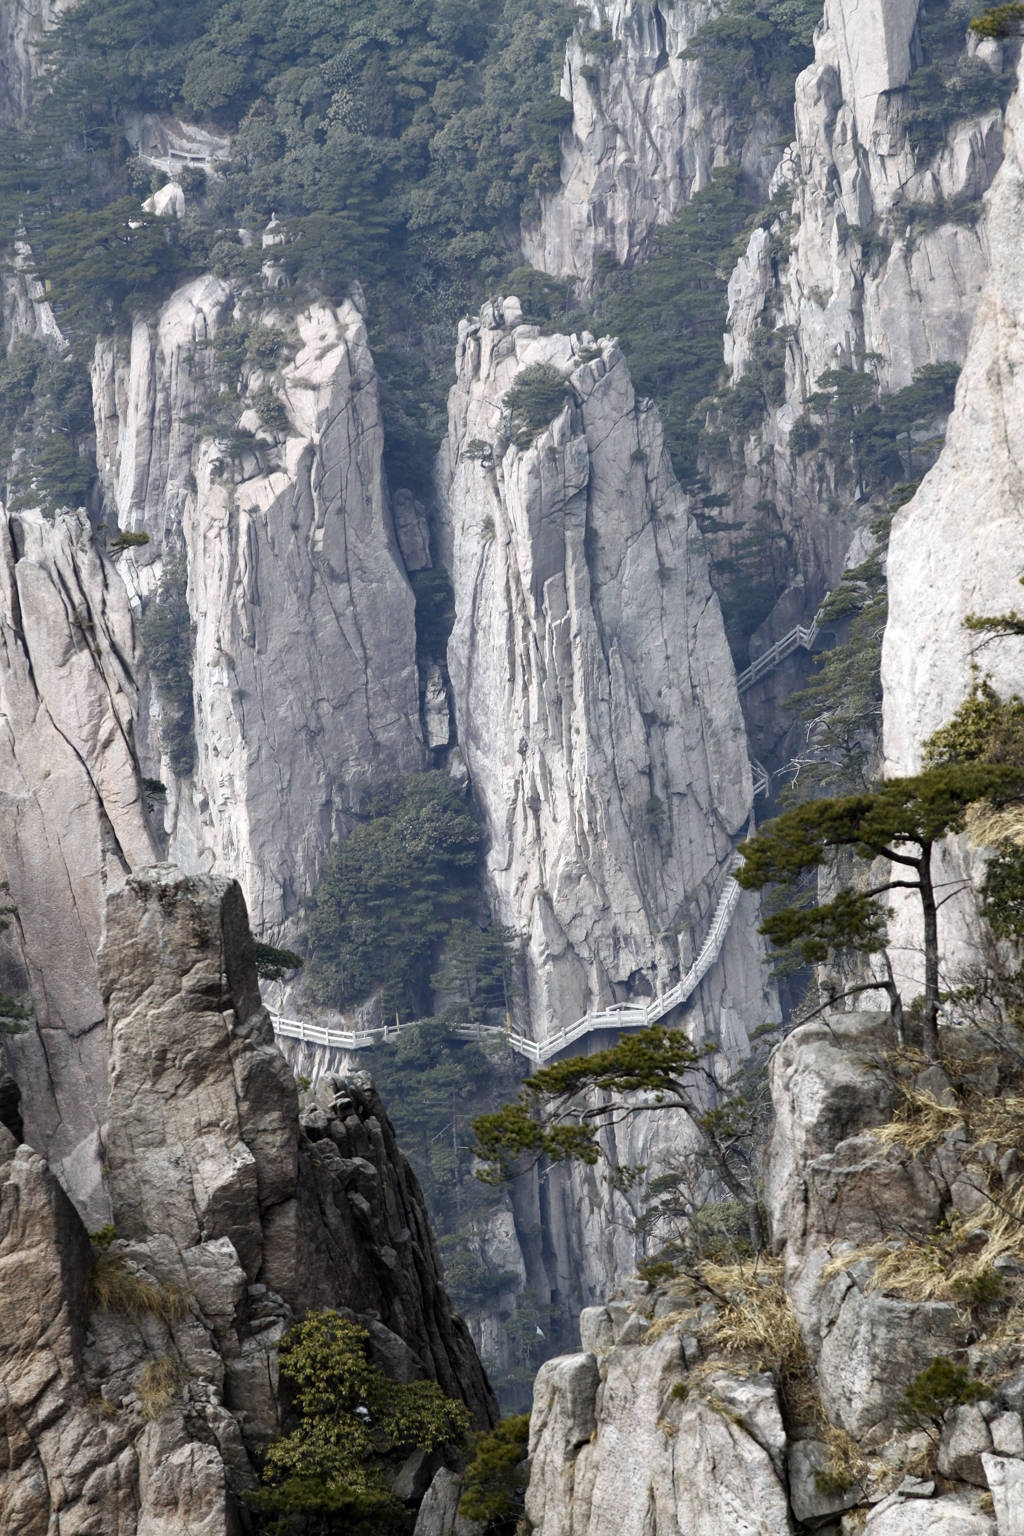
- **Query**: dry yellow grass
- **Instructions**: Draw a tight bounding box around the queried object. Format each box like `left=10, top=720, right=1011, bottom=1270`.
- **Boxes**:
left=871, top=1080, right=1024, bottom=1161
left=137, top=1353, right=186, bottom=1420
left=965, top=801, right=1024, bottom=850
left=823, top=1187, right=1024, bottom=1315
left=90, top=1251, right=190, bottom=1323
left=647, top=1256, right=814, bottom=1420
left=817, top=1420, right=869, bottom=1494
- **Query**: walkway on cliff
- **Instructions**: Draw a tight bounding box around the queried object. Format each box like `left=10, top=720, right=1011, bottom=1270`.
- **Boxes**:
left=270, top=820, right=752, bottom=1067
left=270, top=598, right=831, bottom=1067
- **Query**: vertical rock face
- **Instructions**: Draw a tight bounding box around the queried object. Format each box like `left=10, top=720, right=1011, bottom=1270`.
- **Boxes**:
left=0, top=0, right=61, bottom=125
left=100, top=866, right=298, bottom=1280
left=882, top=54, right=1024, bottom=774
left=1, top=865, right=495, bottom=1536
left=720, top=0, right=1006, bottom=619
left=752, top=0, right=1001, bottom=399
left=439, top=300, right=768, bottom=1047
left=93, top=282, right=423, bottom=935
left=880, top=53, right=1024, bottom=985
left=99, top=865, right=496, bottom=1418
left=521, top=1009, right=1024, bottom=1534
left=0, top=507, right=158, bottom=1219
left=522, top=0, right=781, bottom=288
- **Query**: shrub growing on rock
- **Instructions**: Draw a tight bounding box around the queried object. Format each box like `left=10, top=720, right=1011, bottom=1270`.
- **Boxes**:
left=254, top=1312, right=470, bottom=1534
left=502, top=363, right=568, bottom=447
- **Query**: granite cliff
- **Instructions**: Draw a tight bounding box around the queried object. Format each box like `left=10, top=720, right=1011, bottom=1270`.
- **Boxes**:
left=0, top=865, right=494, bottom=1535
left=521, top=1011, right=1024, bottom=1536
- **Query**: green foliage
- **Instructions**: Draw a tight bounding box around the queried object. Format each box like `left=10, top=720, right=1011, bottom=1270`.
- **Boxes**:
left=0, top=338, right=94, bottom=516
left=898, top=1356, right=988, bottom=1430
left=255, top=1311, right=470, bottom=1534
left=458, top=1414, right=530, bottom=1531
left=784, top=537, right=892, bottom=798
left=981, top=845, right=1024, bottom=942
left=684, top=0, right=822, bottom=124
left=796, top=363, right=959, bottom=493
left=431, top=919, right=520, bottom=1021
left=140, top=556, right=195, bottom=778
left=502, top=363, right=568, bottom=446
left=737, top=762, right=1024, bottom=1056
left=924, top=678, right=1024, bottom=770
left=364, top=1017, right=519, bottom=1213
left=252, top=383, right=290, bottom=436
left=502, top=265, right=572, bottom=324
left=594, top=168, right=759, bottom=485
left=709, top=509, right=793, bottom=663
left=473, top=1022, right=768, bottom=1249
left=970, top=2, right=1024, bottom=36
left=0, top=0, right=577, bottom=496
left=33, top=198, right=187, bottom=335
left=109, top=530, right=151, bottom=551
left=306, top=774, right=482, bottom=1016
left=252, top=941, right=303, bottom=980
left=644, top=794, right=665, bottom=830
left=902, top=1, right=1016, bottom=158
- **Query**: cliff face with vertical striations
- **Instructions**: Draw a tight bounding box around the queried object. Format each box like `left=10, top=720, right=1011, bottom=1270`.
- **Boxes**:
left=719, top=0, right=1007, bottom=629
left=521, top=0, right=781, bottom=289
left=92, top=283, right=424, bottom=937
left=882, top=51, right=1024, bottom=775
left=0, top=507, right=157, bottom=1220
left=879, top=47, right=1024, bottom=989
left=438, top=298, right=770, bottom=1053
left=0, top=865, right=495, bottom=1536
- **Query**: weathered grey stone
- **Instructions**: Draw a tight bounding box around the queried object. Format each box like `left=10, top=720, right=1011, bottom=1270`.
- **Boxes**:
left=816, top=1272, right=965, bottom=1443
left=717, top=0, right=1005, bottom=679
left=766, top=1012, right=934, bottom=1267
left=788, top=1439, right=862, bottom=1522
left=522, top=0, right=780, bottom=288
left=100, top=866, right=297, bottom=1280
left=525, top=1337, right=792, bottom=1536
left=0, top=507, right=158, bottom=1219
left=982, top=1453, right=1024, bottom=1536
left=881, top=52, right=1024, bottom=988
left=862, top=1498, right=996, bottom=1536
left=440, top=301, right=771, bottom=1055
left=413, top=1466, right=485, bottom=1536
left=989, top=1412, right=1024, bottom=1458
left=939, top=1404, right=995, bottom=1487
left=1, top=866, right=495, bottom=1535
left=92, top=286, right=424, bottom=939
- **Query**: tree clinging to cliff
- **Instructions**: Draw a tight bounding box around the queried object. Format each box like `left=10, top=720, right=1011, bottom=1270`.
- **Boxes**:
left=735, top=762, right=1024, bottom=1060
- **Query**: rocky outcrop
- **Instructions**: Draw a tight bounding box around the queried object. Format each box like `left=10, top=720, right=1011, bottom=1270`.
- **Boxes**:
left=879, top=50, right=1024, bottom=988
left=526, top=1327, right=792, bottom=1536
left=720, top=0, right=1008, bottom=626
left=522, top=0, right=781, bottom=288
left=0, top=506, right=158, bottom=1220
left=92, top=282, right=424, bottom=936
left=0, top=0, right=61, bottom=125
left=882, top=50, right=1024, bottom=773
left=439, top=298, right=770, bottom=1050
left=437, top=297, right=777, bottom=1320
left=0, top=865, right=494, bottom=1535
left=521, top=1009, right=1024, bottom=1535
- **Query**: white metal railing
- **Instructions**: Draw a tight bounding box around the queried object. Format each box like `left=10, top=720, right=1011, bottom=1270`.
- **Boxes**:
left=270, top=815, right=753, bottom=1066
left=750, top=758, right=770, bottom=797
left=734, top=581, right=842, bottom=695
